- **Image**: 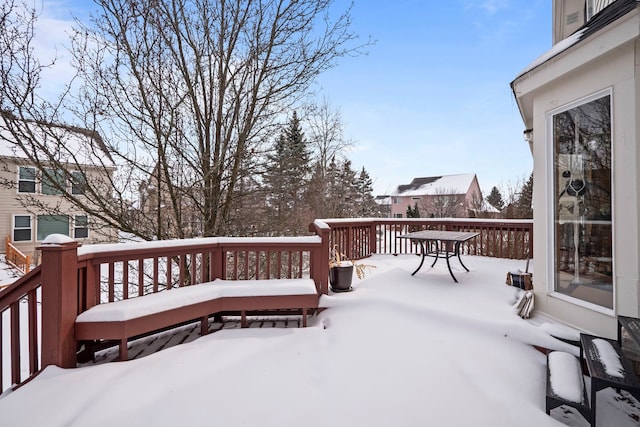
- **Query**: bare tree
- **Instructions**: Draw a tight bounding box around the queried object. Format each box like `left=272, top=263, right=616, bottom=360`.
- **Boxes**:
left=1, top=0, right=367, bottom=240
left=305, top=98, right=352, bottom=218
left=307, top=98, right=352, bottom=178
left=419, top=187, right=464, bottom=218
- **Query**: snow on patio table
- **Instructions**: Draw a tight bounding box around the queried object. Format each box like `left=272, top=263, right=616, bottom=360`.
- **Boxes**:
left=593, top=338, right=625, bottom=378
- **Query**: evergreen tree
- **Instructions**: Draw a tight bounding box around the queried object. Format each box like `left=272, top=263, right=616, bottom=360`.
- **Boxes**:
left=514, top=173, right=533, bottom=219
left=406, top=202, right=420, bottom=218
left=355, top=167, right=378, bottom=217
left=263, top=112, right=311, bottom=234
left=338, top=159, right=358, bottom=217
left=486, top=186, right=505, bottom=211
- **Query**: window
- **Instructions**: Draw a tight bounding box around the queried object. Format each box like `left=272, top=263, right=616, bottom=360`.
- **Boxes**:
left=71, top=171, right=86, bottom=195
left=42, top=168, right=65, bottom=195
left=18, top=166, right=36, bottom=193
left=587, top=0, right=615, bottom=21
left=74, top=215, right=89, bottom=239
left=13, top=215, right=32, bottom=241
left=37, top=215, right=69, bottom=241
left=393, top=197, right=401, bottom=204
left=393, top=213, right=403, bottom=218
left=550, top=92, right=612, bottom=309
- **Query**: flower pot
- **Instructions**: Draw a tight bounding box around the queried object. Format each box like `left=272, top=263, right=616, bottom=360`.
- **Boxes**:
left=329, top=265, right=354, bottom=292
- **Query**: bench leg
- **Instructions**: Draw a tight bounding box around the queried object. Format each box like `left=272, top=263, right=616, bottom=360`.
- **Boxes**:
left=241, top=310, right=247, bottom=328
left=302, top=308, right=307, bottom=327
left=591, top=380, right=597, bottom=427
left=119, top=338, right=128, bottom=361
left=201, top=316, right=209, bottom=335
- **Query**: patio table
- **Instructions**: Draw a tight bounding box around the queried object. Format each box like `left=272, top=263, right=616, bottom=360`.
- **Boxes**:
left=398, top=230, right=479, bottom=283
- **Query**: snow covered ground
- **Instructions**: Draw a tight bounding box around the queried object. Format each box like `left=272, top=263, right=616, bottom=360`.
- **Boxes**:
left=0, top=254, right=638, bottom=426
left=0, top=256, right=22, bottom=289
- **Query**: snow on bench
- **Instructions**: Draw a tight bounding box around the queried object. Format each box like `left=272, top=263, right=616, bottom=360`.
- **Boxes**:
left=545, top=351, right=591, bottom=425
left=76, top=278, right=319, bottom=361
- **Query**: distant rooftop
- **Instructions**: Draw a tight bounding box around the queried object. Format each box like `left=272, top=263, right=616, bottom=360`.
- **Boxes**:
left=0, top=112, right=114, bottom=167
left=391, top=174, right=476, bottom=197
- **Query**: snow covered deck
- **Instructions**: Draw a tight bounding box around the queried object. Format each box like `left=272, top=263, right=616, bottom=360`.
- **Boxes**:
left=2, top=255, right=638, bottom=426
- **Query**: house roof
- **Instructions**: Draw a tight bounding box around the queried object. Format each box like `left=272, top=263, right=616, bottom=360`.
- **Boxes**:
left=0, top=112, right=114, bottom=167
left=514, top=0, right=640, bottom=80
left=391, top=174, right=476, bottom=197
left=374, top=195, right=391, bottom=205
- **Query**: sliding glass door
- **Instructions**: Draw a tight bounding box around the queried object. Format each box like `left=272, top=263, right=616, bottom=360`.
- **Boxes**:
left=551, top=92, right=612, bottom=309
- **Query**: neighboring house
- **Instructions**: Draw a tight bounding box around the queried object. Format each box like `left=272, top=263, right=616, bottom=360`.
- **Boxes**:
left=389, top=174, right=483, bottom=218
left=511, top=0, right=637, bottom=336
left=0, top=117, right=117, bottom=260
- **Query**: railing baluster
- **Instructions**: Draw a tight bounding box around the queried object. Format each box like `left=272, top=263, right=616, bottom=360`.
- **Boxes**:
left=243, top=251, right=249, bottom=280
left=10, top=301, right=20, bottom=386
left=277, top=252, right=282, bottom=278
left=138, top=259, right=144, bottom=296
left=122, top=261, right=129, bottom=300
left=179, top=254, right=185, bottom=287
left=266, top=251, right=272, bottom=279
left=108, top=263, right=115, bottom=302
left=28, top=290, right=38, bottom=374
left=191, top=252, right=197, bottom=285
left=153, top=257, right=159, bottom=293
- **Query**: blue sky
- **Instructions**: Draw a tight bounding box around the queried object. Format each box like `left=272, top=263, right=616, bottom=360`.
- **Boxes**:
left=315, top=0, right=551, bottom=195
left=40, top=0, right=551, bottom=196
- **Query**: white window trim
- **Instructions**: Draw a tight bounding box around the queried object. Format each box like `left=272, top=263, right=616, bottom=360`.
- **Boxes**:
left=544, top=87, right=615, bottom=315
left=12, top=214, right=33, bottom=242
left=73, top=214, right=89, bottom=239
left=17, top=166, right=36, bottom=194
left=71, top=171, right=86, bottom=195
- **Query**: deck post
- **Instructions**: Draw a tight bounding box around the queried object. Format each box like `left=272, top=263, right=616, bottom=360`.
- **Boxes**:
left=39, top=235, right=79, bottom=368
left=309, top=221, right=330, bottom=295
left=369, top=221, right=378, bottom=255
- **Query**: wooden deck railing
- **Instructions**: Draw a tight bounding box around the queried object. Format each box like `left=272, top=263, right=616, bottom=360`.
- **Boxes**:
left=5, top=236, right=31, bottom=274
left=0, top=266, right=42, bottom=394
left=0, top=228, right=330, bottom=394
left=317, top=218, right=533, bottom=261
left=0, top=217, right=530, bottom=394
left=75, top=234, right=330, bottom=310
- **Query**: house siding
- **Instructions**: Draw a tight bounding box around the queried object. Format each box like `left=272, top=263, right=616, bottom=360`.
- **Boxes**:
left=0, top=157, right=117, bottom=259
left=521, top=14, right=640, bottom=337
left=389, top=175, right=482, bottom=219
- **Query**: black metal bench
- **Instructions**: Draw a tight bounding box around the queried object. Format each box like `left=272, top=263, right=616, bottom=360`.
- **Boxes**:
left=546, top=350, right=592, bottom=425
left=580, top=333, right=640, bottom=426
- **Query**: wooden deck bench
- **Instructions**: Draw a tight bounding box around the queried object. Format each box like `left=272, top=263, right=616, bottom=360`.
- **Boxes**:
left=75, top=278, right=319, bottom=361
left=580, top=333, right=640, bottom=426
left=546, top=351, right=591, bottom=425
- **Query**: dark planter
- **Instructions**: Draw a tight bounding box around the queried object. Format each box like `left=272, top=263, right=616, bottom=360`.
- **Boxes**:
left=329, top=265, right=354, bottom=292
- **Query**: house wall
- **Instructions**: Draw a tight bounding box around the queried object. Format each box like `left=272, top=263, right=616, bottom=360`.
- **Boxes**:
left=389, top=177, right=484, bottom=219
left=553, top=0, right=586, bottom=44
left=528, top=32, right=640, bottom=337
left=0, top=158, right=118, bottom=259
